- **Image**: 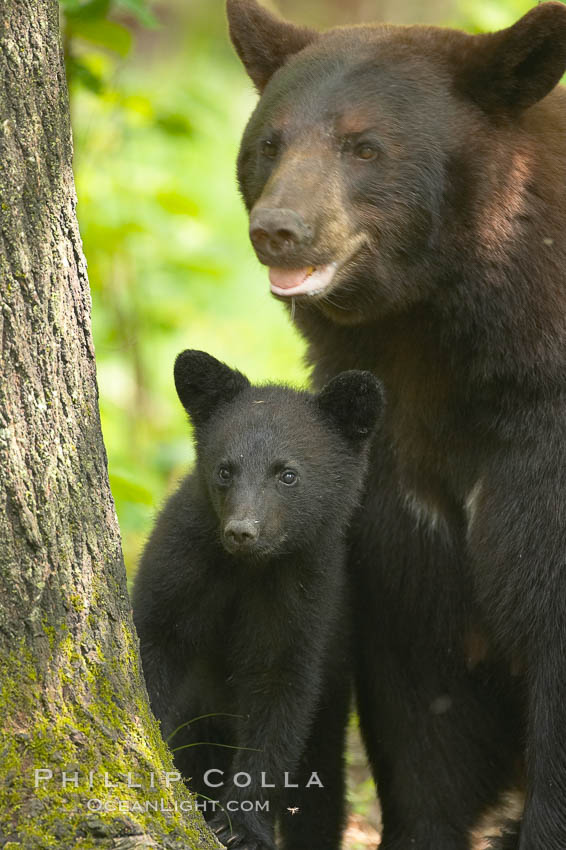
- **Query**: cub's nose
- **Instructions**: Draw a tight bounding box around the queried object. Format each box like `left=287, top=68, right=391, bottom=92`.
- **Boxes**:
left=224, top=519, right=259, bottom=550
left=249, top=208, right=311, bottom=260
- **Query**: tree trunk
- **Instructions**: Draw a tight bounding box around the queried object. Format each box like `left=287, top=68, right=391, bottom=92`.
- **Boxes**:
left=0, top=3, right=217, bottom=848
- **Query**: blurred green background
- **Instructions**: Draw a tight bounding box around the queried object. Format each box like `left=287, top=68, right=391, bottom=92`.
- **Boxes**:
left=61, top=0, right=545, bottom=843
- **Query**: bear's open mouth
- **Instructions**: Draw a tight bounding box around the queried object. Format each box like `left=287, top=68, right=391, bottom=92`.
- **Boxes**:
left=269, top=264, right=339, bottom=298
left=267, top=236, right=367, bottom=299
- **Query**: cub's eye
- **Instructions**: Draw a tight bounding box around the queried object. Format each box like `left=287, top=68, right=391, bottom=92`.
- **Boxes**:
left=354, top=142, right=379, bottom=161
left=260, top=139, right=278, bottom=159
left=279, top=469, right=298, bottom=486
left=218, top=466, right=232, bottom=484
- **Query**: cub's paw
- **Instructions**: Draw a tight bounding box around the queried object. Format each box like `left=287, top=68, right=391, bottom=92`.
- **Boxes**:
left=210, top=813, right=275, bottom=850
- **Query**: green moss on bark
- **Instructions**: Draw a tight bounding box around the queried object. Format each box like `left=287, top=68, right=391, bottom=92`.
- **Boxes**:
left=1, top=634, right=217, bottom=849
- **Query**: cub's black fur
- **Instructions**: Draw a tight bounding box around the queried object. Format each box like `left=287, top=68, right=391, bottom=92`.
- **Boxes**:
left=132, top=350, right=382, bottom=850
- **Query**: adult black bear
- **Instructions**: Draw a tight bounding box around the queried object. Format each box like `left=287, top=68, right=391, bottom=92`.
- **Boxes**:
left=227, top=1, right=566, bottom=848
left=132, top=350, right=382, bottom=850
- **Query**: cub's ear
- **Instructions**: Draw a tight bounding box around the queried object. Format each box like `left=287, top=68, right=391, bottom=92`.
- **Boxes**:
left=174, top=350, right=250, bottom=428
left=457, top=2, right=566, bottom=113
left=316, top=371, right=384, bottom=448
left=227, top=0, right=318, bottom=92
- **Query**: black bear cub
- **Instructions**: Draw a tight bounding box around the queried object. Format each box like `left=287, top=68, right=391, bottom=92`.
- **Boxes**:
left=132, top=350, right=382, bottom=850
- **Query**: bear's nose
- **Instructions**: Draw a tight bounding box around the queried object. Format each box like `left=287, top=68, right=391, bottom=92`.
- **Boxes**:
left=224, top=519, right=259, bottom=549
left=249, top=208, right=311, bottom=259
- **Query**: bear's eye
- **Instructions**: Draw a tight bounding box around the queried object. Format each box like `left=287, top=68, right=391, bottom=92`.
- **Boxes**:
left=218, top=466, right=232, bottom=484
left=279, top=469, right=298, bottom=486
left=354, top=142, right=379, bottom=162
left=260, top=139, right=278, bottom=159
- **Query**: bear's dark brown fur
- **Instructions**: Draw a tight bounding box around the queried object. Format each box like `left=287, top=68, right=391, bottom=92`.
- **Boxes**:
left=228, top=2, right=566, bottom=848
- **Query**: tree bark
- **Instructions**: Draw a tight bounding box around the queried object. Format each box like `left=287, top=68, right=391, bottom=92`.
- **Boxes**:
left=0, top=3, right=217, bottom=848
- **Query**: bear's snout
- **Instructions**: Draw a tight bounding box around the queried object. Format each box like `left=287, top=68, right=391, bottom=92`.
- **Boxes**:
left=223, top=518, right=260, bottom=553
left=249, top=207, right=312, bottom=263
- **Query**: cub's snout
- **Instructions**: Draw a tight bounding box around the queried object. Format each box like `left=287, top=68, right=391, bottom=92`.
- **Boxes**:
left=223, top=517, right=260, bottom=553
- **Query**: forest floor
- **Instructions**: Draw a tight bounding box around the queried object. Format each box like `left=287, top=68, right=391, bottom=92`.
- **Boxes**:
left=345, top=724, right=381, bottom=848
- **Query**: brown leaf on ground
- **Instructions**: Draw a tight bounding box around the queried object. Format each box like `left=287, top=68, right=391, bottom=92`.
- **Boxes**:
left=345, top=813, right=381, bottom=848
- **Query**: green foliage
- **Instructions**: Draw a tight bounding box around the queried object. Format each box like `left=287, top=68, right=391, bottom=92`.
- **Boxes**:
left=61, top=0, right=155, bottom=25
left=452, top=0, right=540, bottom=31
left=67, top=2, right=308, bottom=574
left=61, top=0, right=157, bottom=94
left=451, top=0, right=566, bottom=33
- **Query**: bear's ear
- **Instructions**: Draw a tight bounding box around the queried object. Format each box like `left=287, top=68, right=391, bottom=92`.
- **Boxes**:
left=227, top=0, right=318, bottom=92
left=457, top=2, right=566, bottom=113
left=174, top=350, right=250, bottom=428
left=316, top=371, right=384, bottom=448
